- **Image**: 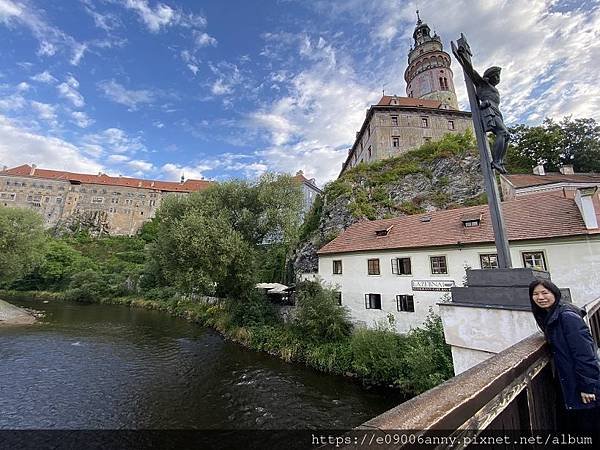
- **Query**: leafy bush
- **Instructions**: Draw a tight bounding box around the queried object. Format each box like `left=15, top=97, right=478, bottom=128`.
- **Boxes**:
left=350, top=327, right=406, bottom=385
left=294, top=280, right=352, bottom=342
left=228, top=291, right=278, bottom=327
left=64, top=269, right=111, bottom=302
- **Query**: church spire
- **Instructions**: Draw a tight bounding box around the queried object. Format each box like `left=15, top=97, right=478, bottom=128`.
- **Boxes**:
left=416, top=9, right=422, bottom=25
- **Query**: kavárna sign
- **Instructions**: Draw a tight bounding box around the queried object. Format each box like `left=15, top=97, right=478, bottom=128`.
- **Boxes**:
left=411, top=280, right=455, bottom=292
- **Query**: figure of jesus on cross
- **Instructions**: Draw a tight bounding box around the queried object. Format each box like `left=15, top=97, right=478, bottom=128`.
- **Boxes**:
left=452, top=36, right=510, bottom=174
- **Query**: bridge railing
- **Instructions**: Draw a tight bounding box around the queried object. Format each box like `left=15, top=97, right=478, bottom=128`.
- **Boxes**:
left=354, top=298, right=600, bottom=449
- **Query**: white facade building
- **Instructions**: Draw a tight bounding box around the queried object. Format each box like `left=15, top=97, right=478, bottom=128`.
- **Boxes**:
left=315, top=191, right=600, bottom=335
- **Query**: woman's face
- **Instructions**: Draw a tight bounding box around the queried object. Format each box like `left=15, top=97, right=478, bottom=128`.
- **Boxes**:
left=532, top=284, right=556, bottom=309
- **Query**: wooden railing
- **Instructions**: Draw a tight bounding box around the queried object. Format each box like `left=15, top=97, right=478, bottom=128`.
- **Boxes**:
left=352, top=298, right=600, bottom=449
left=584, top=296, right=600, bottom=348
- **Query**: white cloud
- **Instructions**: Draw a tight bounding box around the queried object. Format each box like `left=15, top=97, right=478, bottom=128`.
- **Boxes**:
left=0, top=114, right=101, bottom=173
left=127, top=159, right=154, bottom=173
left=187, top=64, right=199, bottom=75
left=82, top=127, right=146, bottom=155
left=0, top=93, right=26, bottom=110
left=31, top=101, right=58, bottom=125
left=208, top=62, right=242, bottom=96
left=70, top=42, right=87, bottom=66
left=57, top=75, right=84, bottom=107
left=97, top=79, right=154, bottom=110
left=16, top=82, right=30, bottom=92
left=123, top=0, right=176, bottom=32
left=161, top=162, right=211, bottom=181
left=195, top=32, right=217, bottom=47
left=108, top=154, right=130, bottom=163
left=71, top=111, right=94, bottom=128
left=31, top=70, right=57, bottom=84
left=0, top=0, right=87, bottom=63
left=0, top=0, right=22, bottom=20
left=122, top=0, right=208, bottom=32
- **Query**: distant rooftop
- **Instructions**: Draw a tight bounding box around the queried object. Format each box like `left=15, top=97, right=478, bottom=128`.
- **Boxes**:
left=0, top=164, right=212, bottom=193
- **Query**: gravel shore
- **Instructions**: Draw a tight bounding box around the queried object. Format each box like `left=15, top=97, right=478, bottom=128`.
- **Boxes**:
left=0, top=299, right=36, bottom=325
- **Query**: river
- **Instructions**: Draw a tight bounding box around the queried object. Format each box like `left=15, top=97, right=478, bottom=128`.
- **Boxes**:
left=0, top=297, right=401, bottom=446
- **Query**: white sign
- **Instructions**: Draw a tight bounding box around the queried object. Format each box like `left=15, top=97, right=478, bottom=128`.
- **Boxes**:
left=411, top=279, right=455, bottom=292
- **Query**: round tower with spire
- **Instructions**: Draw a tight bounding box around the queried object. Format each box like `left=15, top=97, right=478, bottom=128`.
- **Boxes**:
left=404, top=11, right=459, bottom=110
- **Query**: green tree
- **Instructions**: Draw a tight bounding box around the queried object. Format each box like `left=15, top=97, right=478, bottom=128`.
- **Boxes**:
left=0, top=207, right=45, bottom=285
left=507, top=117, right=600, bottom=173
left=145, top=174, right=302, bottom=300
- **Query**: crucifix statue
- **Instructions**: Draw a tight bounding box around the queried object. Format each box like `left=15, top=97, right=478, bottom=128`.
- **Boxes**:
left=452, top=36, right=510, bottom=174
left=451, top=34, right=512, bottom=268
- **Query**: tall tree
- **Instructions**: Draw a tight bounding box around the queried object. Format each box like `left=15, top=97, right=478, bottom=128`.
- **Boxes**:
left=145, top=174, right=302, bottom=299
left=0, top=207, right=45, bottom=285
left=507, top=117, right=600, bottom=173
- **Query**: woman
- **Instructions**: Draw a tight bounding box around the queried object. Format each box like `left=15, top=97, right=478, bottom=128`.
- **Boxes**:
left=529, top=279, right=600, bottom=432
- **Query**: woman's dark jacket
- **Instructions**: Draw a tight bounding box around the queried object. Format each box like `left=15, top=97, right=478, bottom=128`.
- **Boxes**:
left=543, top=302, right=600, bottom=409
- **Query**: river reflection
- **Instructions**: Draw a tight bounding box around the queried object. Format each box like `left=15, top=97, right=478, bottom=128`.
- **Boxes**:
left=0, top=298, right=401, bottom=431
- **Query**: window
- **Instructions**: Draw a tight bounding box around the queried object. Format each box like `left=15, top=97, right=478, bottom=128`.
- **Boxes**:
left=333, top=260, right=343, bottom=274
left=91, top=197, right=104, bottom=204
left=367, top=125, right=371, bottom=137
left=391, top=115, right=398, bottom=126
left=367, top=258, right=380, bottom=275
left=334, top=292, right=342, bottom=306
left=463, top=220, right=480, bottom=227
left=448, top=120, right=455, bottom=130
left=364, top=293, right=382, bottom=310
left=423, top=137, right=432, bottom=143
left=0, top=193, right=16, bottom=201
left=368, top=146, right=372, bottom=160
left=396, top=295, right=415, bottom=312
left=421, top=117, right=429, bottom=128
left=111, top=198, right=119, bottom=204
left=391, top=257, right=412, bottom=275
left=522, top=252, right=547, bottom=271
left=149, top=199, right=157, bottom=207
left=480, top=254, right=498, bottom=269
left=392, top=137, right=400, bottom=148
left=56, top=197, right=62, bottom=204
left=430, top=256, right=448, bottom=274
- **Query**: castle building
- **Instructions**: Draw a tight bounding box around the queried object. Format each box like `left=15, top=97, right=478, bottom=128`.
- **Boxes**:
left=293, top=170, right=323, bottom=217
left=339, top=14, right=473, bottom=176
left=0, top=164, right=211, bottom=235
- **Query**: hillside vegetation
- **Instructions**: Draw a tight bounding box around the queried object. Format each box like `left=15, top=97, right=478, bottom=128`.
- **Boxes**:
left=294, top=131, right=487, bottom=273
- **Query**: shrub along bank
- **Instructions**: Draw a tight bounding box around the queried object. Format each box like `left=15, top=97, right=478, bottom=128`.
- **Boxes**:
left=1, top=281, right=453, bottom=396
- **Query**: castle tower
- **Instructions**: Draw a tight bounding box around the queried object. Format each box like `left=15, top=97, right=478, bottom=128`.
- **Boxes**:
left=404, top=11, right=459, bottom=110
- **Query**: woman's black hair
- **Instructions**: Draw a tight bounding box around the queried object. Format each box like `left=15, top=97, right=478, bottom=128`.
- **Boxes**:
left=529, top=278, right=562, bottom=331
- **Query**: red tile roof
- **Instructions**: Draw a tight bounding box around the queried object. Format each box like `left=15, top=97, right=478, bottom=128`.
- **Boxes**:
left=377, top=95, right=443, bottom=109
left=318, top=193, right=597, bottom=255
left=0, top=164, right=212, bottom=193
left=504, top=173, right=600, bottom=189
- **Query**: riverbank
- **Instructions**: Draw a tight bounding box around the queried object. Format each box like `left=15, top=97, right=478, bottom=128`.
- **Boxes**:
left=0, top=290, right=452, bottom=396
left=0, top=298, right=36, bottom=325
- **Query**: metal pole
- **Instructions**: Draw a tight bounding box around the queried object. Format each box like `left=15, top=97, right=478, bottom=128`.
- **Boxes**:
left=452, top=35, right=512, bottom=268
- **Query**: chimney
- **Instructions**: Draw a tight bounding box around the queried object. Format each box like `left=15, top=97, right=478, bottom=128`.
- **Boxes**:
left=30, top=164, right=37, bottom=175
left=575, top=187, right=598, bottom=229
left=533, top=164, right=545, bottom=176
left=559, top=164, right=575, bottom=175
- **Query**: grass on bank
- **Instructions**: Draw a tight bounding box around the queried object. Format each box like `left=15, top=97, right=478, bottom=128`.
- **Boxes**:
left=1, top=281, right=454, bottom=396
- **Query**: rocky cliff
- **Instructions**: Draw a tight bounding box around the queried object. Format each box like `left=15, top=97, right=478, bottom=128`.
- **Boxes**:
left=293, top=132, right=486, bottom=274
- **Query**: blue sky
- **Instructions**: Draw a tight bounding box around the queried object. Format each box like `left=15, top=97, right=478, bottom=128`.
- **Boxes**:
left=1, top=0, right=599, bottom=184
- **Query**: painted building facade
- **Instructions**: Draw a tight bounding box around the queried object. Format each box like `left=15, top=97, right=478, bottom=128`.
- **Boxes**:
left=0, top=164, right=211, bottom=235
left=314, top=192, right=600, bottom=334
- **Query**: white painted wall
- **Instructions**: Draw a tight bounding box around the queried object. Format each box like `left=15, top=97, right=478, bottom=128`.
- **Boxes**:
left=317, top=236, right=600, bottom=334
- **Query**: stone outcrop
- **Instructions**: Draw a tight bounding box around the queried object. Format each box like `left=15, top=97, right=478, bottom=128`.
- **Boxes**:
left=0, top=299, right=36, bottom=325
left=293, top=148, right=485, bottom=275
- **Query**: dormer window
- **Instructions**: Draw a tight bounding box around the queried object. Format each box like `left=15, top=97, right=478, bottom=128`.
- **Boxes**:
left=461, top=212, right=482, bottom=228
left=375, top=225, right=394, bottom=237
